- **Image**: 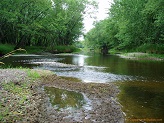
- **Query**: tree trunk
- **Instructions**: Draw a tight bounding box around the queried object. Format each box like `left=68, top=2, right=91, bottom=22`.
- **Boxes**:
left=14, top=36, right=26, bottom=49
left=101, top=44, right=108, bottom=55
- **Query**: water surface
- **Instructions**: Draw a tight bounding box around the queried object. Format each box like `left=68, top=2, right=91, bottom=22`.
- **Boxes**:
left=117, top=81, right=164, bottom=122
left=44, top=86, right=86, bottom=111
left=2, top=54, right=164, bottom=82
left=2, top=53, right=164, bottom=121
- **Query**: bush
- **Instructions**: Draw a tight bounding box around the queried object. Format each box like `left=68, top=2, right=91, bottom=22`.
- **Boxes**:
left=47, top=45, right=80, bottom=53
left=137, top=44, right=164, bottom=54
left=0, top=44, right=14, bottom=55
left=0, top=44, right=45, bottom=55
left=25, top=46, right=45, bottom=54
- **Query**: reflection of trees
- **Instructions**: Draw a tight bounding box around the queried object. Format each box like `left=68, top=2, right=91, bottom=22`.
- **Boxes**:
left=44, top=87, right=85, bottom=110
left=85, top=55, right=164, bottom=79
left=119, top=82, right=164, bottom=119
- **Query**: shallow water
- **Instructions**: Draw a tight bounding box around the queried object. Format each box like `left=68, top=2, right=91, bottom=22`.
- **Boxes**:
left=117, top=81, right=164, bottom=123
left=44, top=86, right=88, bottom=111
left=2, top=54, right=164, bottom=82
left=2, top=53, right=164, bottom=121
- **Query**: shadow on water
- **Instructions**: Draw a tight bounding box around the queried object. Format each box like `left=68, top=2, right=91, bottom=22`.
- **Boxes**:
left=117, top=81, right=164, bottom=122
left=44, top=86, right=86, bottom=111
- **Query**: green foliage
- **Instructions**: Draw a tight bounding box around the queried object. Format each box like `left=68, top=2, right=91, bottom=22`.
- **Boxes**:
left=47, top=45, right=80, bottom=53
left=0, top=44, right=14, bottom=54
left=136, top=44, right=164, bottom=54
left=0, top=44, right=44, bottom=55
left=0, top=81, right=30, bottom=122
left=0, top=69, right=42, bottom=122
left=84, top=0, right=164, bottom=54
left=0, top=0, right=97, bottom=49
left=27, top=69, right=40, bottom=80
left=25, top=46, right=45, bottom=54
left=2, top=82, right=30, bottom=96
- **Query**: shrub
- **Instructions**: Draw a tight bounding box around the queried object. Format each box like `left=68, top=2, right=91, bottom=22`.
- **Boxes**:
left=137, top=44, right=164, bottom=54
left=0, top=44, right=14, bottom=55
left=47, top=45, right=80, bottom=53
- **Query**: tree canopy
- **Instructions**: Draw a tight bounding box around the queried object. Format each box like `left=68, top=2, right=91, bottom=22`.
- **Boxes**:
left=85, top=0, right=164, bottom=54
left=0, top=0, right=96, bottom=49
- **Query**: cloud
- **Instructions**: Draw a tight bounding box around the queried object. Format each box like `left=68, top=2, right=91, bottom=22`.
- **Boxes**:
left=83, top=0, right=113, bottom=33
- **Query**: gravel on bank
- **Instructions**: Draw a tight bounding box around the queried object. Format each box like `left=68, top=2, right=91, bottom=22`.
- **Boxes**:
left=0, top=69, right=124, bottom=123
left=40, top=75, right=124, bottom=123
left=0, top=69, right=51, bottom=122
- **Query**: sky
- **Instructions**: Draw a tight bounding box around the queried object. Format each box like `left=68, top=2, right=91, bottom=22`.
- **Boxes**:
left=83, top=0, right=114, bottom=33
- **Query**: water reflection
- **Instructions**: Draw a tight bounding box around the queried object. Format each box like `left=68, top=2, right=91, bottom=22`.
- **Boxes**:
left=72, top=55, right=86, bottom=66
left=44, top=86, right=86, bottom=110
left=118, top=81, right=164, bottom=122
left=2, top=54, right=164, bottom=82
left=2, top=53, right=164, bottom=121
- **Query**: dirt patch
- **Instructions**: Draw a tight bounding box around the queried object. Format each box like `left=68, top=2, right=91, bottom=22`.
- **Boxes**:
left=0, top=69, right=44, bottom=122
left=40, top=75, right=124, bottom=123
left=0, top=69, right=124, bottom=123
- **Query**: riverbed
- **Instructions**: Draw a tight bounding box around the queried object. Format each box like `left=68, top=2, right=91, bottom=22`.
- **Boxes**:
left=2, top=53, right=164, bottom=122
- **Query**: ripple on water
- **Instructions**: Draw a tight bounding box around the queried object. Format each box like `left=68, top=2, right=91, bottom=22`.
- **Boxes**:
left=55, top=70, right=139, bottom=83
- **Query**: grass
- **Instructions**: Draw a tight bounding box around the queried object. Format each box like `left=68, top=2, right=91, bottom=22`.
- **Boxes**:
left=2, top=82, right=31, bottom=97
left=0, top=69, right=42, bottom=122
left=0, top=43, right=45, bottom=55
left=0, top=43, right=81, bottom=55
left=27, top=69, right=40, bottom=80
left=0, top=44, right=14, bottom=55
left=25, top=46, right=45, bottom=54
left=149, top=54, right=164, bottom=59
left=109, top=44, right=164, bottom=60
left=0, top=81, right=31, bottom=121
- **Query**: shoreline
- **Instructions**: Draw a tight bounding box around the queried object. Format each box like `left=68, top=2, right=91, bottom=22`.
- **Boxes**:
left=116, top=52, right=164, bottom=61
left=0, top=69, right=124, bottom=122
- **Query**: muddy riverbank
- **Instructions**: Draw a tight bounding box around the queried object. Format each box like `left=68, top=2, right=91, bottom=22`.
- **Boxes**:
left=0, top=69, right=124, bottom=123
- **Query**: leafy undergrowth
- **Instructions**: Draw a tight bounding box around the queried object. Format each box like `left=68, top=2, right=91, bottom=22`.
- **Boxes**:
left=136, top=44, right=164, bottom=54
left=25, top=46, right=45, bottom=54
left=0, top=44, right=14, bottom=55
left=46, top=45, right=80, bottom=54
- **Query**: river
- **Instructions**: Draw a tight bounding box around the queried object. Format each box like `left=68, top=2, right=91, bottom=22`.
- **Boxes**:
left=2, top=53, right=164, bottom=122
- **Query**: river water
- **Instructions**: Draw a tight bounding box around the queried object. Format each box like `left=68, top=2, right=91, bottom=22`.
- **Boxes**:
left=2, top=53, right=164, bottom=121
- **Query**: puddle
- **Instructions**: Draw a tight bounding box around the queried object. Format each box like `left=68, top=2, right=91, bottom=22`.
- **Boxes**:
left=44, top=86, right=90, bottom=111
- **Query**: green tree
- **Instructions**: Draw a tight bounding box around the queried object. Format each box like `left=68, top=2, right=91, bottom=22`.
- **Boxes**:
left=0, top=0, right=97, bottom=51
left=85, top=0, right=164, bottom=53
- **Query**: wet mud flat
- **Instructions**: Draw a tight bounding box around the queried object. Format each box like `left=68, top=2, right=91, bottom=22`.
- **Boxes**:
left=40, top=75, right=124, bottom=123
left=0, top=69, right=124, bottom=123
left=0, top=69, right=47, bottom=122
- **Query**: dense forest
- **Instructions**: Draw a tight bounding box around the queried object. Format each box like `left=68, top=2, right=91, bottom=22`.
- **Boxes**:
left=84, top=0, right=164, bottom=54
left=0, top=0, right=96, bottom=51
left=0, top=0, right=164, bottom=55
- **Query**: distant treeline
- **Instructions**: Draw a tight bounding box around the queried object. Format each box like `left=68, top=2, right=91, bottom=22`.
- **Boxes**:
left=0, top=0, right=96, bottom=49
left=84, top=0, right=164, bottom=54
